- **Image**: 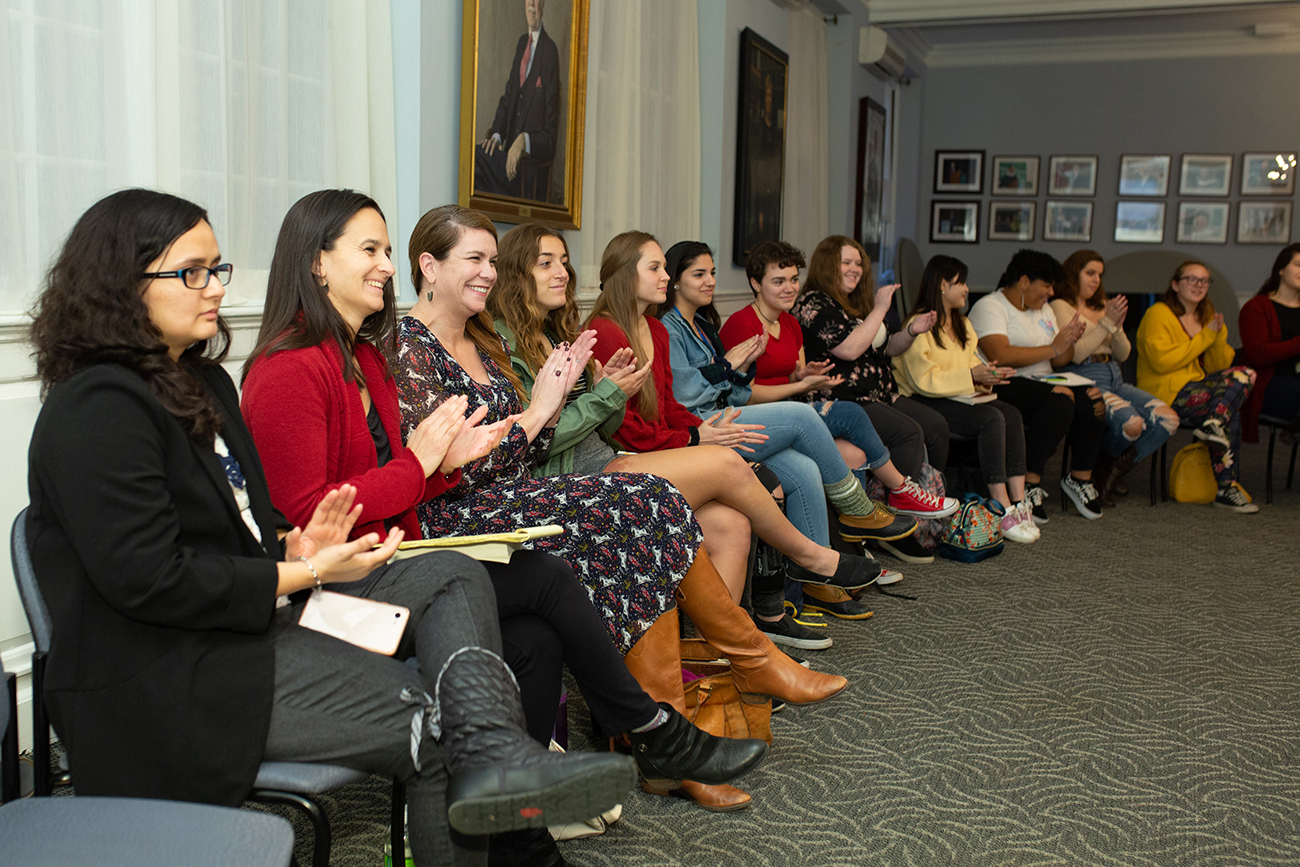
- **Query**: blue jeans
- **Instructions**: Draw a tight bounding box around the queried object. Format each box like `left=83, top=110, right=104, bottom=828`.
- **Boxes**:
left=733, top=401, right=868, bottom=546
left=1064, top=360, right=1176, bottom=462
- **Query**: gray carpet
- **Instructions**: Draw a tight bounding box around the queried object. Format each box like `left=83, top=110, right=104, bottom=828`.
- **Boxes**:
left=241, top=441, right=1300, bottom=865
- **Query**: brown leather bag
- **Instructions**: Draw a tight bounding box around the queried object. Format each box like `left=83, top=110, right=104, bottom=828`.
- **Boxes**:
left=679, top=639, right=773, bottom=745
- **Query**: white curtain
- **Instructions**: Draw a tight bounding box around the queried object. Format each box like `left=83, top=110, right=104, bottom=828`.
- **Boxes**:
left=0, top=0, right=396, bottom=316
left=576, top=0, right=701, bottom=292
left=781, top=8, right=828, bottom=261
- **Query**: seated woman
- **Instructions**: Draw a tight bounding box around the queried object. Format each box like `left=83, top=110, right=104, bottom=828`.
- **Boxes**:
left=1136, top=259, right=1258, bottom=512
left=713, top=240, right=959, bottom=528
left=790, top=235, right=951, bottom=488
left=1052, top=251, right=1177, bottom=506
left=239, top=191, right=764, bottom=852
left=968, top=249, right=1106, bottom=522
left=895, top=255, right=1038, bottom=544
left=27, top=189, right=635, bottom=866
left=392, top=205, right=847, bottom=810
left=1240, top=243, right=1300, bottom=442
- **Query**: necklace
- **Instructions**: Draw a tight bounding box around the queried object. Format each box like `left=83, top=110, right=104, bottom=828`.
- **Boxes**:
left=752, top=302, right=779, bottom=325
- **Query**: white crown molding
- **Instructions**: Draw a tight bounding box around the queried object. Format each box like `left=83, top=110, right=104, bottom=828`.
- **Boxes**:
left=926, top=26, right=1300, bottom=66
left=868, top=0, right=1294, bottom=26
left=885, top=27, right=935, bottom=67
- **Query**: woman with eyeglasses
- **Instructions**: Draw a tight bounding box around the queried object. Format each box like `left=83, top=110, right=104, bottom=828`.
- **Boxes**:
left=1136, top=260, right=1258, bottom=512
left=1051, top=251, right=1178, bottom=506
left=1239, top=243, right=1300, bottom=443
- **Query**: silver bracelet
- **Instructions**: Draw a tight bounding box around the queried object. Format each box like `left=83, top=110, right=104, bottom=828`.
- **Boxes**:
left=297, top=555, right=322, bottom=588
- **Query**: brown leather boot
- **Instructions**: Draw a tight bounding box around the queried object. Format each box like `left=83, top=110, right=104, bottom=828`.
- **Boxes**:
left=674, top=550, right=848, bottom=706
left=621, top=608, right=756, bottom=811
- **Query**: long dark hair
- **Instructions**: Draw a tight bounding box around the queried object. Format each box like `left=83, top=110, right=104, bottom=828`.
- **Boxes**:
left=30, top=188, right=229, bottom=442
left=911, top=254, right=970, bottom=350
left=1058, top=249, right=1106, bottom=310
left=1257, top=243, right=1300, bottom=296
left=244, top=189, right=394, bottom=385
left=660, top=240, right=718, bottom=327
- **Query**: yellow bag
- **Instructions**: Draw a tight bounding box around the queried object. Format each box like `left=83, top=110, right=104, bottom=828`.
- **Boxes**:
left=1169, top=443, right=1216, bottom=503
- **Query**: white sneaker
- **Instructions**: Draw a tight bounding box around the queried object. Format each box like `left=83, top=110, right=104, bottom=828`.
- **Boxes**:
left=1015, top=501, right=1041, bottom=539
left=1001, top=504, right=1037, bottom=543
left=876, top=568, right=904, bottom=585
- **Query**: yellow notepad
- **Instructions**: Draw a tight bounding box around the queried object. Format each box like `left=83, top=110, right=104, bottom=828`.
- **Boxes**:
left=388, top=525, right=565, bottom=564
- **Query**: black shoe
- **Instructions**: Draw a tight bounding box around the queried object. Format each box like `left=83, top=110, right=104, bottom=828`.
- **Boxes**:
left=1026, top=485, right=1049, bottom=525
left=753, top=611, right=832, bottom=650
left=785, top=552, right=880, bottom=590
left=488, top=828, right=567, bottom=867
left=627, top=703, right=767, bottom=789
left=438, top=647, right=638, bottom=835
left=875, top=535, right=935, bottom=564
left=802, top=593, right=874, bottom=620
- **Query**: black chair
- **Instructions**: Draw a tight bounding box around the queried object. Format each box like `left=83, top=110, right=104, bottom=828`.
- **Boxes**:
left=10, top=508, right=400, bottom=867
left=1258, top=414, right=1298, bottom=504
left=1, top=651, right=295, bottom=865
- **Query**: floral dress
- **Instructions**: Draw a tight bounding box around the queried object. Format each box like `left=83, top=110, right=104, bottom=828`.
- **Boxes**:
left=395, top=316, right=702, bottom=653
left=791, top=290, right=898, bottom=405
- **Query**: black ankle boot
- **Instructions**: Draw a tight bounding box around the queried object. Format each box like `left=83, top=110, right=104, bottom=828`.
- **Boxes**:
left=626, top=702, right=767, bottom=789
left=437, top=647, right=636, bottom=836
left=488, top=828, right=567, bottom=867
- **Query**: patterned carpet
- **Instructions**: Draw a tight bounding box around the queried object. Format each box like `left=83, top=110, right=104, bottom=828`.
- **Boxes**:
left=258, top=441, right=1300, bottom=866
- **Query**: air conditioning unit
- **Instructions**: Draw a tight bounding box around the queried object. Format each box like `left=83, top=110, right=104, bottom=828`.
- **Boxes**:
left=859, top=26, right=906, bottom=80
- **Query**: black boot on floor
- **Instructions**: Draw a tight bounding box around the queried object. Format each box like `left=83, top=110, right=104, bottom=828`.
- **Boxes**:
left=488, top=828, right=567, bottom=867
left=627, top=702, right=767, bottom=789
left=438, top=647, right=637, bottom=836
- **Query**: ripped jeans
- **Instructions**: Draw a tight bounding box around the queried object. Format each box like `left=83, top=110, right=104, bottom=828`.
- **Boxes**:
left=1065, top=360, right=1178, bottom=462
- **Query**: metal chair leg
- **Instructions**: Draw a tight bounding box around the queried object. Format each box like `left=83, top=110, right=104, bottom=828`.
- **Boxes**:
left=1289, top=441, right=1297, bottom=491
left=1267, top=425, right=1277, bottom=505
left=250, top=789, right=332, bottom=867
left=31, top=652, right=50, bottom=797
left=390, top=779, right=406, bottom=867
left=1160, top=443, right=1169, bottom=503
left=1149, top=453, right=1158, bottom=506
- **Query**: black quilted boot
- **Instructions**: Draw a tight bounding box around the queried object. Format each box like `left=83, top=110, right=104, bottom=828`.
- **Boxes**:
left=435, top=646, right=636, bottom=836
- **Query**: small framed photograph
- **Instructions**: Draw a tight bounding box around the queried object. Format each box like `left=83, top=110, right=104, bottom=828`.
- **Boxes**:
left=1242, top=152, right=1297, bottom=195
left=1237, top=201, right=1293, bottom=244
left=1179, top=154, right=1232, bottom=196
left=1047, top=155, right=1098, bottom=196
left=1118, top=154, right=1171, bottom=196
left=991, top=155, right=1039, bottom=196
left=988, top=201, right=1036, bottom=241
left=1176, top=202, right=1229, bottom=244
left=1114, top=201, right=1166, bottom=244
left=930, top=200, right=979, bottom=243
left=1043, top=200, right=1093, bottom=242
left=934, top=151, right=984, bottom=194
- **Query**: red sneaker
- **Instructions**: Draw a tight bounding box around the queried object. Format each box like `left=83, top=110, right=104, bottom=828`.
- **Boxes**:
left=886, top=478, right=960, bottom=518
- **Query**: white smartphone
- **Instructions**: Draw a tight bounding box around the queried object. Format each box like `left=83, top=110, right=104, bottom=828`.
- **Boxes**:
left=299, top=589, right=410, bottom=656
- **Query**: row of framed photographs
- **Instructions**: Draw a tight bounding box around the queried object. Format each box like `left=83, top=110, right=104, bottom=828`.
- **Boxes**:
left=931, top=199, right=1294, bottom=246
left=936, top=151, right=1299, bottom=198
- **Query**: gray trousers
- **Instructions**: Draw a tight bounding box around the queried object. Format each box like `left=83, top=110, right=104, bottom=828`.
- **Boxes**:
left=264, top=551, right=499, bottom=867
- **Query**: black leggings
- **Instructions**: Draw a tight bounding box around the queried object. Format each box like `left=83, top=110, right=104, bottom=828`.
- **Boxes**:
left=908, top=395, right=1026, bottom=484
left=993, top=377, right=1104, bottom=477
left=487, top=552, right=659, bottom=745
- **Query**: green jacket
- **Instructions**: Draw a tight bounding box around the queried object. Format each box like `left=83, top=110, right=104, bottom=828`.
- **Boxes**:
left=494, top=319, right=628, bottom=478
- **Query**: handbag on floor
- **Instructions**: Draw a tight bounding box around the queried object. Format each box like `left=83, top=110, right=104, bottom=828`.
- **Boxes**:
left=1169, top=443, right=1216, bottom=504
left=937, top=494, right=1005, bottom=563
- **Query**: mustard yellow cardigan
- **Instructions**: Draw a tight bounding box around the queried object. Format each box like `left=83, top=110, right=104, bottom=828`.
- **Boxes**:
left=1135, top=301, right=1235, bottom=405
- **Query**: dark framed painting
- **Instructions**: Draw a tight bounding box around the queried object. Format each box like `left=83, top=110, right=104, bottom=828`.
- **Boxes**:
left=934, top=150, right=984, bottom=194
left=854, top=96, right=887, bottom=262
left=733, top=28, right=788, bottom=266
left=1242, top=152, right=1297, bottom=196
left=991, top=155, right=1039, bottom=196
left=1043, top=200, right=1093, bottom=242
left=1114, top=201, right=1166, bottom=244
left=458, top=0, right=590, bottom=228
left=988, top=201, right=1035, bottom=241
left=1048, top=155, right=1098, bottom=196
left=930, top=200, right=979, bottom=244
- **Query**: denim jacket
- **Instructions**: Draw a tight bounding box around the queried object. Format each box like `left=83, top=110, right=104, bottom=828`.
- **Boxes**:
left=660, top=308, right=756, bottom=418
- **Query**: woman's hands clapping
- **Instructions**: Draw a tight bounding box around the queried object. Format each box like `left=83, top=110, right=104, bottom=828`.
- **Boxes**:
left=1052, top=313, right=1087, bottom=357
left=1103, top=295, right=1128, bottom=329
left=595, top=347, right=653, bottom=398
left=725, top=333, right=767, bottom=372
left=792, top=358, right=844, bottom=393
left=528, top=330, right=596, bottom=420
left=696, top=407, right=768, bottom=453
left=406, top=395, right=475, bottom=477
left=280, top=484, right=404, bottom=594
left=971, top=363, right=1014, bottom=388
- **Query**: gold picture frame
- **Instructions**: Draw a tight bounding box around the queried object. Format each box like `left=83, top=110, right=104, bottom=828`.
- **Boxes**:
left=458, top=0, right=589, bottom=229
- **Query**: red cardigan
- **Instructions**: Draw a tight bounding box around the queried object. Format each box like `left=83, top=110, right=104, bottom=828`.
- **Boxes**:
left=589, top=315, right=702, bottom=451
left=1238, top=293, right=1300, bottom=443
left=241, top=339, right=460, bottom=540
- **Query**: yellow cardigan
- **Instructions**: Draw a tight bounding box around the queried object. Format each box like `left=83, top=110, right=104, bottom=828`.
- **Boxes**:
left=1135, top=301, right=1235, bottom=405
left=894, top=317, right=979, bottom=398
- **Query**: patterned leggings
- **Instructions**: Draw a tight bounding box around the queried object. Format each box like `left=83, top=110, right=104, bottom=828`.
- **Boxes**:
left=1170, top=366, right=1256, bottom=485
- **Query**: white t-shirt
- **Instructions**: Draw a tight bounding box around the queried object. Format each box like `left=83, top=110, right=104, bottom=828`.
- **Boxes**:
left=967, top=290, right=1059, bottom=378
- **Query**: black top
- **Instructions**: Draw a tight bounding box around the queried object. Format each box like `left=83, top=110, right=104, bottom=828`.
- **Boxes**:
left=1272, top=300, right=1300, bottom=377
left=367, top=400, right=394, bottom=467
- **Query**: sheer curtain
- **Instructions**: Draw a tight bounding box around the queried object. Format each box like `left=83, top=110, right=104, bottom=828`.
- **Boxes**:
left=782, top=8, right=829, bottom=260
left=576, top=0, right=701, bottom=293
left=0, top=0, right=396, bottom=316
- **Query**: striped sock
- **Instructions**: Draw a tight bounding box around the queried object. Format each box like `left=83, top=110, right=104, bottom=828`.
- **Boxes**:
left=825, top=473, right=876, bottom=516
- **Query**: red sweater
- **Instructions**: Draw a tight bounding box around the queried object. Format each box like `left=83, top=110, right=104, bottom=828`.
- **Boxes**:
left=241, top=340, right=459, bottom=540
left=1239, top=293, right=1300, bottom=443
left=589, top=316, right=702, bottom=451
left=718, top=305, right=803, bottom=385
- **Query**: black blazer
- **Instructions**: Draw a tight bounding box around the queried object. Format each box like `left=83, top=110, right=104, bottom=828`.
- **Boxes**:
left=27, top=362, right=285, bottom=806
left=488, top=25, right=561, bottom=164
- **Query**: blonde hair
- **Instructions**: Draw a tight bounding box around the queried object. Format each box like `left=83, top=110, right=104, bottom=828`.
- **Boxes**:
left=586, top=231, right=660, bottom=419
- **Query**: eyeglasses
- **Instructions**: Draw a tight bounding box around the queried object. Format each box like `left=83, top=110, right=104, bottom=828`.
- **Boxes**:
left=1179, top=275, right=1213, bottom=288
left=142, top=263, right=233, bottom=289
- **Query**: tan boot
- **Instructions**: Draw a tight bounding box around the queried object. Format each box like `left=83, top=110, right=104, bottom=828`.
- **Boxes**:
left=674, top=550, right=848, bottom=706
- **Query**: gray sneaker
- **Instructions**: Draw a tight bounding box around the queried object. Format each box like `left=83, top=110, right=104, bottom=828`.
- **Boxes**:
left=753, top=612, right=832, bottom=650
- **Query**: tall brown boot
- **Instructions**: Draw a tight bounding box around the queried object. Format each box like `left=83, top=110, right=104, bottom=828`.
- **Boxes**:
left=674, top=550, right=848, bottom=706
left=621, top=608, right=755, bottom=812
